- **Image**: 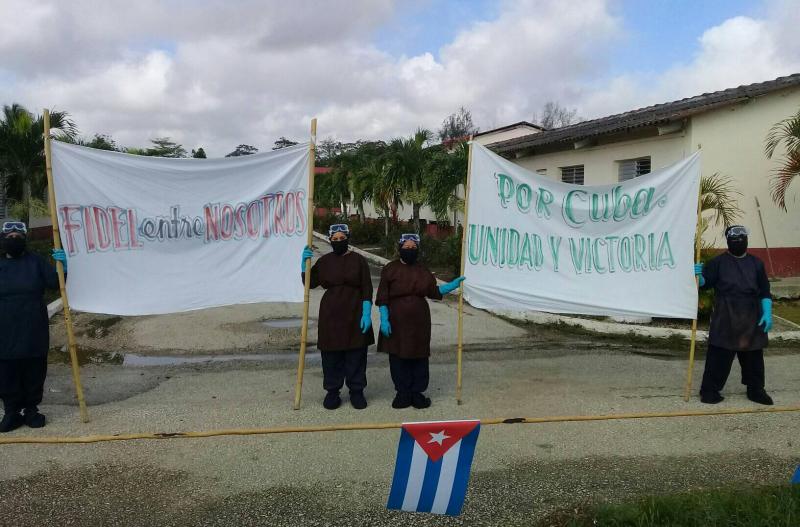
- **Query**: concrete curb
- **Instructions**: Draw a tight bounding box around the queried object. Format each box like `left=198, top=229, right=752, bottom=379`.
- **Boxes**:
left=324, top=233, right=800, bottom=342
left=47, top=298, right=63, bottom=319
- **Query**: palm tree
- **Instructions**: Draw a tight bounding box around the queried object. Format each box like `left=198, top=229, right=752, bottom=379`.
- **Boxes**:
left=0, top=104, right=77, bottom=223
left=425, top=141, right=468, bottom=223
left=386, top=128, right=432, bottom=233
left=764, top=108, right=800, bottom=211
left=697, top=173, right=743, bottom=249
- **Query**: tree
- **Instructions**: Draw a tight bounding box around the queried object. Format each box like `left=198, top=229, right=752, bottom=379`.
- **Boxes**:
left=764, top=108, right=800, bottom=211
left=85, top=134, right=118, bottom=151
left=0, top=104, right=77, bottom=223
left=272, top=137, right=298, bottom=150
left=386, top=128, right=433, bottom=233
left=533, top=101, right=580, bottom=129
left=192, top=147, right=207, bottom=158
left=226, top=144, right=258, bottom=157
left=438, top=107, right=479, bottom=143
left=426, top=142, right=469, bottom=222
left=145, top=137, right=187, bottom=158
left=698, top=173, right=743, bottom=249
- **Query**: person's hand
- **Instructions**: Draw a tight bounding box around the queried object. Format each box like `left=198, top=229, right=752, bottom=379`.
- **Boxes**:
left=52, top=249, right=68, bottom=271
left=379, top=305, right=391, bottom=337
left=694, top=262, right=704, bottom=287
left=438, top=276, right=465, bottom=296
left=301, top=246, right=313, bottom=271
left=758, top=298, right=773, bottom=333
left=360, top=301, right=372, bottom=334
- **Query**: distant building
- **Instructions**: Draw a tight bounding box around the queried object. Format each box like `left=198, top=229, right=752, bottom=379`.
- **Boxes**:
left=484, top=74, right=800, bottom=277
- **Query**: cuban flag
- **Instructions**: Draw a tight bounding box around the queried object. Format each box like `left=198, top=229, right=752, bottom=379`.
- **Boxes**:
left=792, top=465, right=800, bottom=484
left=387, top=420, right=480, bottom=516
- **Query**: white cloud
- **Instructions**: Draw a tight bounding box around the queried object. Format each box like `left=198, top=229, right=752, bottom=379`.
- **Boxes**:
left=581, top=3, right=800, bottom=119
left=0, top=0, right=797, bottom=155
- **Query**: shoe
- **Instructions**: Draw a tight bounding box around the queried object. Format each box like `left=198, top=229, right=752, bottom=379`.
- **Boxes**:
left=323, top=391, right=341, bottom=410
left=700, top=391, right=724, bottom=404
left=350, top=391, right=367, bottom=410
left=747, top=388, right=774, bottom=406
left=0, top=412, right=23, bottom=433
left=23, top=409, right=46, bottom=428
left=411, top=393, right=431, bottom=409
left=392, top=393, right=412, bottom=409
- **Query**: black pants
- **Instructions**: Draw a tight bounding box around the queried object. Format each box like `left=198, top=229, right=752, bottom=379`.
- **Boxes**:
left=389, top=355, right=429, bottom=395
left=700, top=345, right=765, bottom=395
left=321, top=348, right=367, bottom=393
left=0, top=357, right=48, bottom=414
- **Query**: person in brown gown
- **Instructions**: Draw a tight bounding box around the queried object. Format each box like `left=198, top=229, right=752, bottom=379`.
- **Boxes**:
left=376, top=233, right=465, bottom=409
left=301, top=224, right=374, bottom=410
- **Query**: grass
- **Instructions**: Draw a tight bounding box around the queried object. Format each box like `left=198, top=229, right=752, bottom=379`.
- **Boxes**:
left=775, top=300, right=800, bottom=325
left=544, top=485, right=800, bottom=527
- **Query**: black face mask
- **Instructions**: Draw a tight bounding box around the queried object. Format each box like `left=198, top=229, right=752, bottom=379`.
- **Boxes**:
left=4, top=237, right=26, bottom=258
left=727, top=236, right=748, bottom=257
left=331, top=239, right=349, bottom=256
left=399, top=248, right=419, bottom=265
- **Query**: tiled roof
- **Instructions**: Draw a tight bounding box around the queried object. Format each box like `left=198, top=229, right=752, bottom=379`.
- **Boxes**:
left=490, top=73, right=800, bottom=154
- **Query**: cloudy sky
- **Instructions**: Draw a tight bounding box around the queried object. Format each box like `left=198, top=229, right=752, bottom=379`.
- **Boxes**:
left=1, top=0, right=798, bottom=156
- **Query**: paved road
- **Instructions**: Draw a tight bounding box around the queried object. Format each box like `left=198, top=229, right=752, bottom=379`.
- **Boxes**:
left=3, top=242, right=799, bottom=526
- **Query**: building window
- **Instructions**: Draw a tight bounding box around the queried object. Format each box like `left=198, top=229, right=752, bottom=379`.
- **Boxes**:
left=560, top=165, right=584, bottom=185
left=618, top=157, right=651, bottom=181
left=536, top=168, right=547, bottom=176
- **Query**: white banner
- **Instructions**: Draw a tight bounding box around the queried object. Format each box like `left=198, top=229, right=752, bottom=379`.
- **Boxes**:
left=463, top=143, right=701, bottom=319
left=51, top=141, right=310, bottom=315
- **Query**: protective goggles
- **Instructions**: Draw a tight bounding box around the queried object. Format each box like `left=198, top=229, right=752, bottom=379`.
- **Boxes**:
left=725, top=226, right=749, bottom=238
left=328, top=224, right=350, bottom=236
left=2, top=221, right=27, bottom=234
left=399, top=233, right=420, bottom=244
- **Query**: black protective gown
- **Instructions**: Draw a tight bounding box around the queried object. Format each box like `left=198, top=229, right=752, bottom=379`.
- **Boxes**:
left=0, top=253, right=58, bottom=360
left=701, top=252, right=770, bottom=351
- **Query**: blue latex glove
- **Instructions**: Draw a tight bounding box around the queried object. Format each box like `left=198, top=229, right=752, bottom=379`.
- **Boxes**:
left=694, top=262, right=705, bottom=287
left=52, top=248, right=68, bottom=272
left=360, top=301, right=372, bottom=334
left=438, top=276, right=465, bottom=296
left=301, top=246, right=313, bottom=271
left=759, top=298, right=773, bottom=333
left=379, top=305, right=391, bottom=337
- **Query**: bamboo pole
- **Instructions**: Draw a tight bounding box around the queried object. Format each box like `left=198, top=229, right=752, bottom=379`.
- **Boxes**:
left=754, top=196, right=775, bottom=277
left=43, top=109, right=89, bottom=423
left=293, top=118, right=318, bottom=410
left=683, top=189, right=704, bottom=402
left=3, top=404, right=799, bottom=445
left=456, top=138, right=475, bottom=405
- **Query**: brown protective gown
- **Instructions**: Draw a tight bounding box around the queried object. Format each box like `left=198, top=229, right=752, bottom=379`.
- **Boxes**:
left=375, top=260, right=443, bottom=359
left=304, top=251, right=375, bottom=352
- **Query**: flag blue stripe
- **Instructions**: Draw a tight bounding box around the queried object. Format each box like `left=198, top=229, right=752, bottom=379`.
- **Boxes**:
left=446, top=425, right=481, bottom=516
left=415, top=456, right=443, bottom=513
left=387, top=430, right=415, bottom=509
left=792, top=465, right=800, bottom=485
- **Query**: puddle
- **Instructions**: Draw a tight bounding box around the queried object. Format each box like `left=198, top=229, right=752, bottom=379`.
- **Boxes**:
left=122, top=352, right=320, bottom=367
left=262, top=317, right=311, bottom=329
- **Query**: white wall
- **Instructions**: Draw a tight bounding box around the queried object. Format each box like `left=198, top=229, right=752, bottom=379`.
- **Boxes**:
left=475, top=125, right=541, bottom=146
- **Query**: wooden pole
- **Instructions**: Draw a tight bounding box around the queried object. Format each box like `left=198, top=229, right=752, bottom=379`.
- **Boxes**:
left=43, top=109, right=89, bottom=423
left=456, top=138, right=474, bottom=405
left=293, top=118, right=317, bottom=410
left=754, top=196, right=775, bottom=277
left=683, top=189, right=704, bottom=402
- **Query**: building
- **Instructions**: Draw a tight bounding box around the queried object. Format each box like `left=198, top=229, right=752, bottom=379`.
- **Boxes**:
left=481, top=74, right=800, bottom=277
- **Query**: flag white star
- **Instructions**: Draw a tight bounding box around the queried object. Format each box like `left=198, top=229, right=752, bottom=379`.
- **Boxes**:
left=428, top=430, right=450, bottom=446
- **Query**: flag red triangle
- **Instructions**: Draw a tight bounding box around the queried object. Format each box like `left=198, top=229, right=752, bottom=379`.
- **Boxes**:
left=402, top=420, right=480, bottom=462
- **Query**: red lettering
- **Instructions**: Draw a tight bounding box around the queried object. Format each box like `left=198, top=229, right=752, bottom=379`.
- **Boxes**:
left=204, top=204, right=220, bottom=241
left=220, top=204, right=235, bottom=240
left=246, top=202, right=260, bottom=239
left=108, top=207, right=125, bottom=250
left=234, top=204, right=247, bottom=239
left=261, top=195, right=273, bottom=238
left=284, top=192, right=295, bottom=235
left=59, top=206, right=81, bottom=255
left=82, top=207, right=97, bottom=252
left=295, top=191, right=306, bottom=235
left=128, top=209, right=143, bottom=248
left=273, top=193, right=285, bottom=235
left=92, top=206, right=112, bottom=251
